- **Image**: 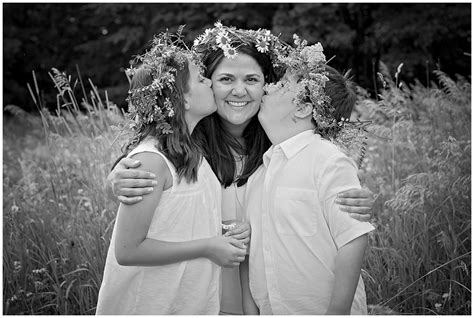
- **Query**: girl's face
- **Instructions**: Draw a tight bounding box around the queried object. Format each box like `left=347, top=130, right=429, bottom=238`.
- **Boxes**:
left=184, top=61, right=216, bottom=120
left=211, top=54, right=265, bottom=131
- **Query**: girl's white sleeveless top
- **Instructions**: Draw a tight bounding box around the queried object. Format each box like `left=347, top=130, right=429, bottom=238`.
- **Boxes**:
left=96, top=139, right=222, bottom=315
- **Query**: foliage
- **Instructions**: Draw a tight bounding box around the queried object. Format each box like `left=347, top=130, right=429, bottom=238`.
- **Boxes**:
left=3, top=72, right=129, bottom=314
left=355, top=66, right=471, bottom=314
left=3, top=3, right=470, bottom=112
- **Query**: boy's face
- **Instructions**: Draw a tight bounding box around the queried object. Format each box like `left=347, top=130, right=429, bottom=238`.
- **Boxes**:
left=258, top=71, right=300, bottom=128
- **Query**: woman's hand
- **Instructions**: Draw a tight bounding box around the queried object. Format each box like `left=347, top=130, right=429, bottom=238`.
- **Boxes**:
left=106, top=157, right=158, bottom=205
left=205, top=236, right=247, bottom=267
left=223, top=220, right=251, bottom=245
left=335, top=188, right=376, bottom=222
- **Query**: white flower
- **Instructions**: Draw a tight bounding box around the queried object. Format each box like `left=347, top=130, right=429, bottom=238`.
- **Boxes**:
left=216, top=30, right=231, bottom=48
left=223, top=45, right=238, bottom=59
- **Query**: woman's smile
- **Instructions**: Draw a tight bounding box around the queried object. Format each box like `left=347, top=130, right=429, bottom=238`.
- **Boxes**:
left=226, top=100, right=252, bottom=107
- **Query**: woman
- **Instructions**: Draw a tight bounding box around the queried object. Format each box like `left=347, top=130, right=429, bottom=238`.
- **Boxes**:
left=107, top=23, right=374, bottom=314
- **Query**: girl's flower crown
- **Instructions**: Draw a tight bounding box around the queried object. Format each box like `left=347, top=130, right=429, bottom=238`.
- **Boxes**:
left=125, top=28, right=203, bottom=134
left=192, top=21, right=290, bottom=70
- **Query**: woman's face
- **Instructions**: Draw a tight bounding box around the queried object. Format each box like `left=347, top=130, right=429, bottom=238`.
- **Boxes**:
left=184, top=60, right=216, bottom=120
left=210, top=53, right=265, bottom=130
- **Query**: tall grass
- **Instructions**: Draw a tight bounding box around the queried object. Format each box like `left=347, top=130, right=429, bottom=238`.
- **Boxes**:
left=3, top=69, right=129, bottom=314
left=3, top=66, right=471, bottom=314
left=358, top=65, right=471, bottom=314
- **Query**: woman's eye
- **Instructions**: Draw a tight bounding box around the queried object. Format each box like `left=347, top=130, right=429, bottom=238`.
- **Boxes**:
left=247, top=77, right=260, bottom=83
left=219, top=77, right=232, bottom=83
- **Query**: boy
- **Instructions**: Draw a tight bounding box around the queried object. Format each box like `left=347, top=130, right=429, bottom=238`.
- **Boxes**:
left=240, top=40, right=374, bottom=315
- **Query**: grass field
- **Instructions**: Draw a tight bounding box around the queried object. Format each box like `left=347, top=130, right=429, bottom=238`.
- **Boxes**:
left=3, top=68, right=471, bottom=314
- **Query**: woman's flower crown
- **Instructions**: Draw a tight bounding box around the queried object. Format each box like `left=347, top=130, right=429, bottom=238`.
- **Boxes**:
left=192, top=21, right=290, bottom=69
left=125, top=28, right=203, bottom=134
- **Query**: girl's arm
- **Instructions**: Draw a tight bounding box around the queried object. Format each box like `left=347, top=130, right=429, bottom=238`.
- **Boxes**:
left=325, top=234, right=368, bottom=315
left=240, top=256, right=259, bottom=315
left=114, top=152, right=246, bottom=267
left=106, top=157, right=157, bottom=205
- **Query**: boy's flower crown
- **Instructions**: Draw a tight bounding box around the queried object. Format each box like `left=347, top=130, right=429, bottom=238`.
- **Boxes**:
left=192, top=21, right=290, bottom=69
left=266, top=35, right=369, bottom=167
left=266, top=34, right=334, bottom=130
left=125, top=28, right=203, bottom=134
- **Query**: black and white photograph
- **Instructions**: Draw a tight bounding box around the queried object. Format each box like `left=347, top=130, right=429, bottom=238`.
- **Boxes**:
left=3, top=2, right=471, bottom=315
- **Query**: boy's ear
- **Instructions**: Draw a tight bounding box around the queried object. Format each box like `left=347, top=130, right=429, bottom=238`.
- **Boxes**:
left=294, top=102, right=313, bottom=119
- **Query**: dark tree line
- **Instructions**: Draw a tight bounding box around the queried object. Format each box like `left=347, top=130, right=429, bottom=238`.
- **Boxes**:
left=3, top=3, right=471, bottom=112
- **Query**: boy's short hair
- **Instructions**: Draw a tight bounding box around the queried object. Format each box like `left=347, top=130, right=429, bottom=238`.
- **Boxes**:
left=310, top=65, right=357, bottom=136
left=324, top=65, right=356, bottom=122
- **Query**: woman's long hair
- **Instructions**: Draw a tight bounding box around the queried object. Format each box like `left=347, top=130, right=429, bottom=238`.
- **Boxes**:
left=123, top=58, right=203, bottom=183
left=193, top=44, right=277, bottom=187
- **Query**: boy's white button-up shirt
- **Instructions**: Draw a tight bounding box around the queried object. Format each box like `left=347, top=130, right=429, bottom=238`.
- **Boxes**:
left=244, top=130, right=374, bottom=315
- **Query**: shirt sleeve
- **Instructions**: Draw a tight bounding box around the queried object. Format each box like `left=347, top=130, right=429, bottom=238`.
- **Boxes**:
left=319, top=153, right=375, bottom=249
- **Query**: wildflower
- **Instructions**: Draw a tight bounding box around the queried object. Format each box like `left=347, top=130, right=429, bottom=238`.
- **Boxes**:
left=13, top=261, right=22, bottom=273
left=256, top=38, right=269, bottom=53
left=222, top=45, right=238, bottom=59
left=435, top=303, right=442, bottom=312
left=11, top=204, right=19, bottom=213
left=216, top=30, right=230, bottom=47
left=32, top=268, right=48, bottom=275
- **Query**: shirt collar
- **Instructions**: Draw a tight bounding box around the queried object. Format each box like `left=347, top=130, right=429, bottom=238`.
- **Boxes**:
left=263, top=130, right=319, bottom=167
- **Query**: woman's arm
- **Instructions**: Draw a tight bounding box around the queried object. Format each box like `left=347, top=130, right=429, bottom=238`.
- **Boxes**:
left=106, top=157, right=157, bottom=205
left=240, top=256, right=259, bottom=315
left=114, top=152, right=246, bottom=267
left=335, top=188, right=375, bottom=221
left=325, top=234, right=368, bottom=315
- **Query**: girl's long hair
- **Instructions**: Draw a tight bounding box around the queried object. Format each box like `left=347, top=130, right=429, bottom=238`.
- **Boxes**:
left=192, top=44, right=277, bottom=187
left=123, top=58, right=202, bottom=183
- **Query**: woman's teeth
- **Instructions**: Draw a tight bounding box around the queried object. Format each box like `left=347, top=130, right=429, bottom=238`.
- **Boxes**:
left=227, top=101, right=249, bottom=107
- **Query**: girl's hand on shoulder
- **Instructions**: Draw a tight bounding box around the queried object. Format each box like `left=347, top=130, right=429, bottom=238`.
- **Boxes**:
left=107, top=157, right=158, bottom=205
left=205, top=236, right=246, bottom=267
left=335, top=188, right=376, bottom=222
left=224, top=221, right=251, bottom=245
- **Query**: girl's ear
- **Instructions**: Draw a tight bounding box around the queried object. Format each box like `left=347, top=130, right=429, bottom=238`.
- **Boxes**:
left=183, top=95, right=191, bottom=110
left=294, top=102, right=313, bottom=119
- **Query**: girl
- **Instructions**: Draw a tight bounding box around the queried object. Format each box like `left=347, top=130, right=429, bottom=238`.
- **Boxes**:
left=95, top=33, right=246, bottom=315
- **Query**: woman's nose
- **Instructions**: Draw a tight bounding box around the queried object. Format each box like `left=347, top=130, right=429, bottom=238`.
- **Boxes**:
left=231, top=82, right=247, bottom=96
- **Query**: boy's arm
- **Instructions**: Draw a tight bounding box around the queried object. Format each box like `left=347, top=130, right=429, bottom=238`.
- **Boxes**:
left=325, top=234, right=368, bottom=315
left=240, top=256, right=259, bottom=315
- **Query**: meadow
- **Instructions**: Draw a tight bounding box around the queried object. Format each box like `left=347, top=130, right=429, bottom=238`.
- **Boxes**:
left=3, top=66, right=471, bottom=314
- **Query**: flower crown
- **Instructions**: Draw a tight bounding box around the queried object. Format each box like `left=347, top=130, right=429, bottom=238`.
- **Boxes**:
left=266, top=35, right=370, bottom=167
left=192, top=21, right=290, bottom=69
left=125, top=28, right=202, bottom=134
